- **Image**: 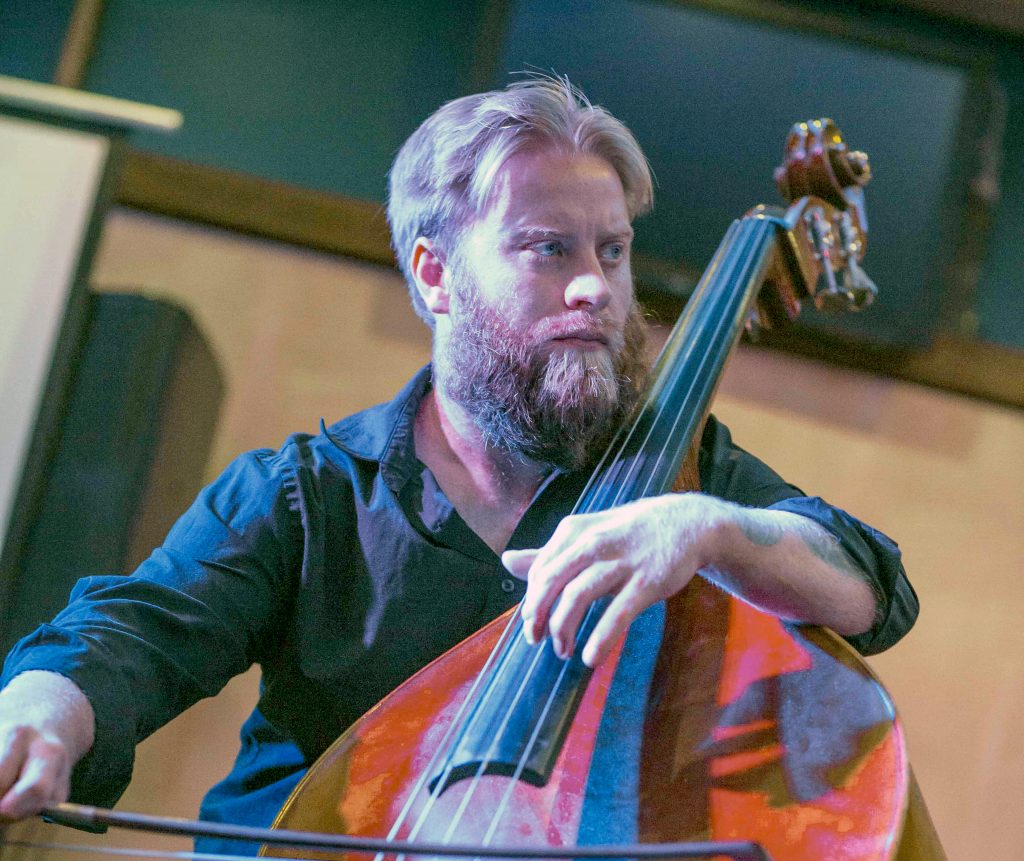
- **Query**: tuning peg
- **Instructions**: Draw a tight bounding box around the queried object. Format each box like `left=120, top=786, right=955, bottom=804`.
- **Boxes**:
left=807, top=206, right=878, bottom=312
left=841, top=260, right=878, bottom=310
left=804, top=206, right=843, bottom=310
left=837, top=211, right=876, bottom=310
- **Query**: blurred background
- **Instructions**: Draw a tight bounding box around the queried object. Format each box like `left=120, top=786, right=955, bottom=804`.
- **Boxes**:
left=1, top=1, right=1022, bottom=859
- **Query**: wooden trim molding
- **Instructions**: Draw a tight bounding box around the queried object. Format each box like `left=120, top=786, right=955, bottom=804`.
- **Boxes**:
left=890, top=0, right=1024, bottom=38
left=754, top=328, right=1024, bottom=411
left=115, top=148, right=1023, bottom=411
left=117, top=149, right=395, bottom=266
left=54, top=0, right=106, bottom=89
left=668, top=0, right=986, bottom=67
left=116, top=148, right=702, bottom=300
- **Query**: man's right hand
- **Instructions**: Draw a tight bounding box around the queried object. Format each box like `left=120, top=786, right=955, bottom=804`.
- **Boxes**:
left=0, top=671, right=95, bottom=822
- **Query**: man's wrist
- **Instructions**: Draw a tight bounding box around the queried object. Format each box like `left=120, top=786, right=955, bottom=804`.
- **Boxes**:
left=0, top=670, right=96, bottom=762
left=684, top=493, right=759, bottom=575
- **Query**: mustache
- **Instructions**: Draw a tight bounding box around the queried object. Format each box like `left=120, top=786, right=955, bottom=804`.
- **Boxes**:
left=531, top=313, right=623, bottom=348
left=439, top=286, right=651, bottom=471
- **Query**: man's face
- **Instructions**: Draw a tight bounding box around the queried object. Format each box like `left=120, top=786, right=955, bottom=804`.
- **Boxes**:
left=450, top=146, right=636, bottom=360
left=434, top=146, right=648, bottom=470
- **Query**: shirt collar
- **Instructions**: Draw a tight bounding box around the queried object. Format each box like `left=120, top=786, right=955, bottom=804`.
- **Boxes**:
left=321, top=365, right=432, bottom=492
left=322, top=364, right=589, bottom=556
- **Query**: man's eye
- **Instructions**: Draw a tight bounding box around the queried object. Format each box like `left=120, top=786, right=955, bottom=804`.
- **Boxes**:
left=602, top=244, right=625, bottom=261
left=533, top=241, right=562, bottom=257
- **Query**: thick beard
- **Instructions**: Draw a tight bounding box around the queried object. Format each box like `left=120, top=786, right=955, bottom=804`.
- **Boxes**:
left=436, top=282, right=650, bottom=472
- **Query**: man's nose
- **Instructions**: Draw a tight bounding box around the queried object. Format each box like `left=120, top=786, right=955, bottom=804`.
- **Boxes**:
left=564, top=262, right=612, bottom=311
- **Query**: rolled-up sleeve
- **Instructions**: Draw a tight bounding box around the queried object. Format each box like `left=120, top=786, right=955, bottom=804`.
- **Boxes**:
left=0, top=447, right=302, bottom=807
left=698, top=414, right=918, bottom=654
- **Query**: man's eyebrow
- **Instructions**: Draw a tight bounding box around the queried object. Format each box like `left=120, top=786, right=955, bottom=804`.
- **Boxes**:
left=505, top=225, right=635, bottom=243
left=506, top=226, right=569, bottom=243
left=604, top=225, right=635, bottom=241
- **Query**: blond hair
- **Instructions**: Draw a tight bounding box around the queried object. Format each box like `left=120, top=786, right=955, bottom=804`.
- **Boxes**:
left=387, top=76, right=654, bottom=325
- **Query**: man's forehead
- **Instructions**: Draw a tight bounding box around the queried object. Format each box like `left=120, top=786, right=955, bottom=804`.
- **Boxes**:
left=479, top=147, right=631, bottom=230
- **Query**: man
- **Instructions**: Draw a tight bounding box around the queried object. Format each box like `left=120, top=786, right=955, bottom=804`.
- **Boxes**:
left=0, top=78, right=917, bottom=849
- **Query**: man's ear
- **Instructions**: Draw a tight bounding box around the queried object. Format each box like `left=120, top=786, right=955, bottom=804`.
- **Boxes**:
left=411, top=238, right=450, bottom=315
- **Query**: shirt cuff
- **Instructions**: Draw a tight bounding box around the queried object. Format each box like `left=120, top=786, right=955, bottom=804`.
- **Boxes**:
left=1, top=623, right=136, bottom=811
left=765, top=496, right=919, bottom=655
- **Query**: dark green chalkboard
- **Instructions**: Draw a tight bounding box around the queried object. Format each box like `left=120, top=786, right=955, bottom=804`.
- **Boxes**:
left=85, top=0, right=492, bottom=201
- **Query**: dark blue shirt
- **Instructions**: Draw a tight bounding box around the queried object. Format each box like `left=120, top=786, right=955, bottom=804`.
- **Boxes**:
left=1, top=367, right=917, bottom=853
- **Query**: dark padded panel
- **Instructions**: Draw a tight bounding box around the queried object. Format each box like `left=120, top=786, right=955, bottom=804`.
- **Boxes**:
left=1, top=292, right=222, bottom=656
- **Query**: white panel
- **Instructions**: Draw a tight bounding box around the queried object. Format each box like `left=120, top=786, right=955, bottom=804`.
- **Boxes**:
left=0, top=115, right=109, bottom=559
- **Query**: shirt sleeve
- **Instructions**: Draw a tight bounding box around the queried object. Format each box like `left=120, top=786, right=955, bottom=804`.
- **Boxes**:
left=697, top=414, right=918, bottom=655
left=0, top=447, right=303, bottom=808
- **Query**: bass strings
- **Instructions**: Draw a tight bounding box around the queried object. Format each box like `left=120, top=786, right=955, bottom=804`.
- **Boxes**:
left=392, top=215, right=769, bottom=851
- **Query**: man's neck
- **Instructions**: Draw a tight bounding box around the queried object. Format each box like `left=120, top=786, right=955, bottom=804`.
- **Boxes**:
left=414, top=386, right=549, bottom=554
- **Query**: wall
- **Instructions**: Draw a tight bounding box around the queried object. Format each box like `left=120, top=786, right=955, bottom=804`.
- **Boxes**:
left=7, top=208, right=1023, bottom=860
left=87, top=0, right=489, bottom=202
left=0, top=2, right=74, bottom=82
left=4, top=0, right=1022, bottom=351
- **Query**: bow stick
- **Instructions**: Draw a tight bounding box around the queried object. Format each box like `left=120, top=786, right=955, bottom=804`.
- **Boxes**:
left=8, top=803, right=775, bottom=861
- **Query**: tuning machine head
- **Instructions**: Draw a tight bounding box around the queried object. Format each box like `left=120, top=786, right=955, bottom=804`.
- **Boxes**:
left=802, top=205, right=876, bottom=313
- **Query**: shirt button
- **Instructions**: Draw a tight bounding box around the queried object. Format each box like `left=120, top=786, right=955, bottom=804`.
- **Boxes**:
left=501, top=578, right=516, bottom=593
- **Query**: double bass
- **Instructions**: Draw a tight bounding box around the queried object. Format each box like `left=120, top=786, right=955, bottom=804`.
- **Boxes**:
left=43, top=121, right=945, bottom=861
left=263, top=120, right=945, bottom=861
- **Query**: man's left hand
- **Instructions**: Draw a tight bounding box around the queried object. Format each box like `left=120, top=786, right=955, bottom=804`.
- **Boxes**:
left=502, top=493, right=878, bottom=668
left=503, top=494, right=725, bottom=668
